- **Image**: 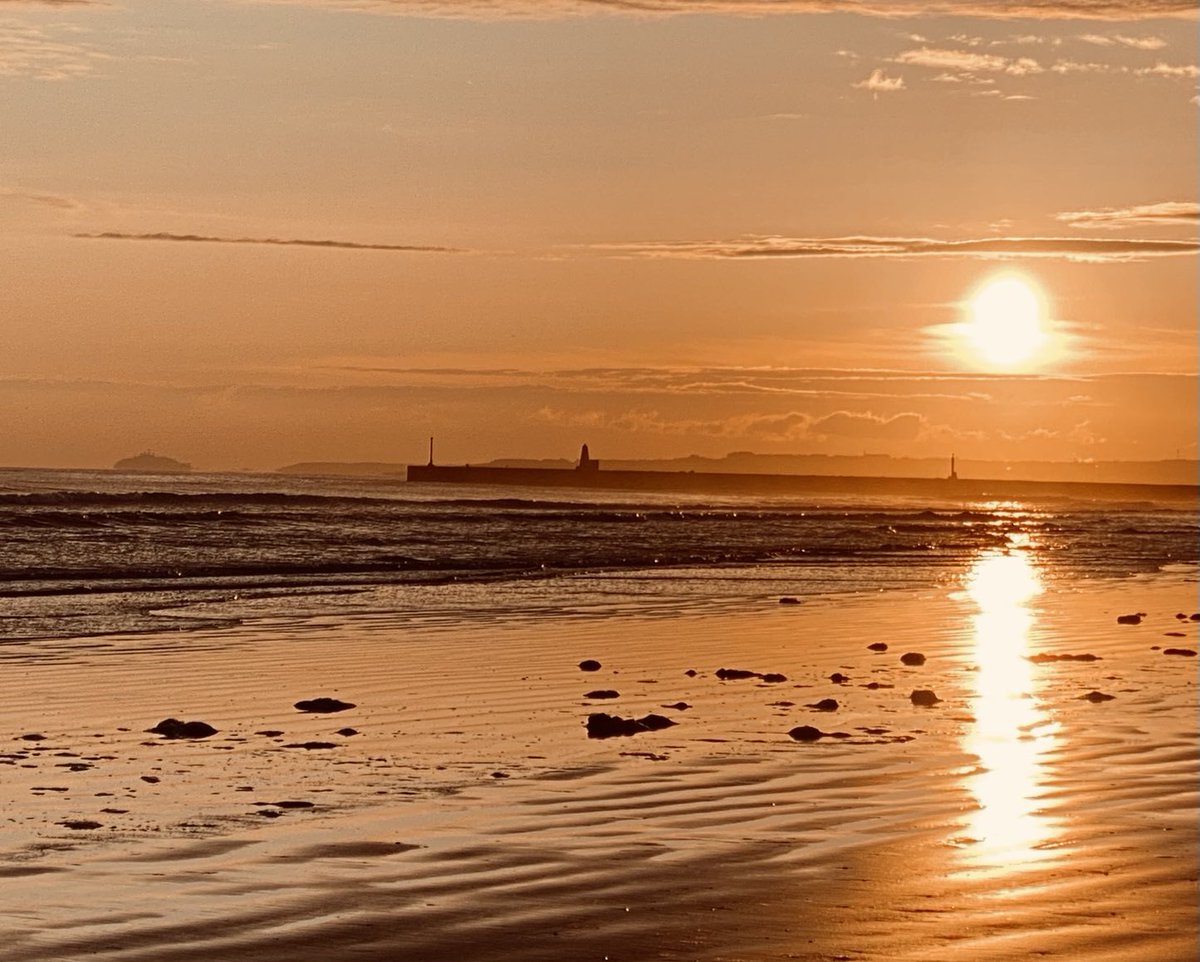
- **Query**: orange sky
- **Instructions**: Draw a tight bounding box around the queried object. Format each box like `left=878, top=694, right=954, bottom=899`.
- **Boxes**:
left=2, top=0, right=1196, bottom=469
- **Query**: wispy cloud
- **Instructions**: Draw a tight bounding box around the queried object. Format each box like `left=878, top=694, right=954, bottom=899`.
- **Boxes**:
left=532, top=405, right=930, bottom=443
left=893, top=46, right=1044, bottom=76
left=1078, top=32, right=1168, bottom=48
left=249, top=1, right=1199, bottom=22
left=1135, top=60, right=1200, bottom=77
left=1056, top=200, right=1200, bottom=228
left=852, top=68, right=905, bottom=93
left=590, top=234, right=1198, bottom=263
left=0, top=18, right=109, bottom=80
left=1051, top=58, right=1122, bottom=73
left=74, top=231, right=467, bottom=253
left=0, top=187, right=83, bottom=209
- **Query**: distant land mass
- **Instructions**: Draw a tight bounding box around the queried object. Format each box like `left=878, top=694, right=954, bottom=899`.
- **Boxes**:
left=278, top=453, right=1198, bottom=487
left=113, top=452, right=193, bottom=473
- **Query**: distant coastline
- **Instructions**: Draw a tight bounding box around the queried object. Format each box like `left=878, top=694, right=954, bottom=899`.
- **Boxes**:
left=406, top=461, right=1198, bottom=504
left=280, top=453, right=1199, bottom=487
left=112, top=451, right=193, bottom=473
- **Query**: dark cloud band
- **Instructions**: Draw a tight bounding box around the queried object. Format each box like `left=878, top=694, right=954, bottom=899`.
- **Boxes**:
left=74, top=231, right=465, bottom=254
left=261, top=0, right=1197, bottom=21
left=595, top=234, right=1198, bottom=262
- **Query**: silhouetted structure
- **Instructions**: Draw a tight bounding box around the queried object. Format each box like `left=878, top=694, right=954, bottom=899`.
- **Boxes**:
left=577, top=443, right=599, bottom=472
left=405, top=446, right=1197, bottom=504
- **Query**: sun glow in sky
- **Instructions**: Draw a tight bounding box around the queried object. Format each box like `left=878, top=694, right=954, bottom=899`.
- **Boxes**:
left=0, top=1, right=1196, bottom=470
left=963, top=274, right=1050, bottom=370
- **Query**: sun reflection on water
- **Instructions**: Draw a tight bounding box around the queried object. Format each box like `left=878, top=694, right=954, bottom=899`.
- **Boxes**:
left=959, top=549, right=1062, bottom=868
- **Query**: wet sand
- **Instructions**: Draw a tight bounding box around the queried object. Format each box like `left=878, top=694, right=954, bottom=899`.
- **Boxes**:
left=0, top=563, right=1195, bottom=961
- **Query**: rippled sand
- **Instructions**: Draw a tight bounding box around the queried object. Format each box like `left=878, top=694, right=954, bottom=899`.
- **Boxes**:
left=1, top=562, right=1196, bottom=961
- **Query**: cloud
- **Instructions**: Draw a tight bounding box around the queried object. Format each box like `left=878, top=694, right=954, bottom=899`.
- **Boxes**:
left=1135, top=61, right=1200, bottom=77
left=1056, top=200, right=1199, bottom=228
left=1051, top=58, right=1123, bottom=72
left=248, top=1, right=1199, bottom=22
left=0, top=18, right=109, bottom=80
left=893, top=46, right=1044, bottom=76
left=809, top=411, right=926, bottom=440
left=74, top=231, right=466, bottom=253
left=591, top=233, right=1199, bottom=263
left=853, top=68, right=905, bottom=92
left=0, top=187, right=83, bottom=209
left=1078, top=32, right=1168, bottom=47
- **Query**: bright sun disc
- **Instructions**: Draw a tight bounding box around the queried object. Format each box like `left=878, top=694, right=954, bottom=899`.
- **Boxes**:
left=965, top=275, right=1047, bottom=368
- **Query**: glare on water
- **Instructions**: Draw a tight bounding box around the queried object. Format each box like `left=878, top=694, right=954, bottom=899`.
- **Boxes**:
left=959, top=549, right=1062, bottom=868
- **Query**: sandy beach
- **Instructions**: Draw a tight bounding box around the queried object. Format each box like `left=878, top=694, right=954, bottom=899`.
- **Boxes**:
left=1, top=560, right=1195, bottom=962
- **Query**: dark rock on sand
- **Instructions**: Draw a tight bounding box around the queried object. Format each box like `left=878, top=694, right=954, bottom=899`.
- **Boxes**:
left=587, top=713, right=645, bottom=738
left=1116, top=613, right=1144, bottom=625
left=491, top=771, right=510, bottom=779
left=57, top=820, right=102, bottom=831
left=578, top=660, right=602, bottom=672
left=1165, top=632, right=1186, bottom=638
left=661, top=702, right=691, bottom=710
left=714, top=667, right=787, bottom=682
left=1081, top=690, right=1115, bottom=703
left=715, top=668, right=760, bottom=680
left=273, top=800, right=315, bottom=808
left=294, top=698, right=356, bottom=713
left=336, top=728, right=359, bottom=736
left=900, top=652, right=926, bottom=666
left=256, top=730, right=285, bottom=737
left=17, top=734, right=46, bottom=742
left=140, top=775, right=160, bottom=784
left=1191, top=613, right=1200, bottom=621
left=788, top=725, right=825, bottom=742
left=807, top=698, right=839, bottom=712
left=684, top=669, right=698, bottom=677
left=910, top=689, right=941, bottom=707
left=867, top=642, right=889, bottom=652
left=1175, top=613, right=1188, bottom=620
left=148, top=718, right=218, bottom=740
left=779, top=597, right=801, bottom=605
left=585, top=689, right=620, bottom=699
left=830, top=672, right=850, bottom=684
left=1027, top=652, right=1100, bottom=663
left=283, top=741, right=339, bottom=750
left=1163, top=648, right=1198, bottom=657
left=586, top=712, right=677, bottom=739
left=639, top=713, right=677, bottom=731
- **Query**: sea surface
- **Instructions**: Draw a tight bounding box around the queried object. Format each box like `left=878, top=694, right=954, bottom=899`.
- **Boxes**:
left=0, top=467, right=1195, bottom=642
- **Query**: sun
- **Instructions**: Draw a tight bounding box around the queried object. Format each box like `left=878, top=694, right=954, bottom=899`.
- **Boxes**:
left=963, top=274, right=1048, bottom=369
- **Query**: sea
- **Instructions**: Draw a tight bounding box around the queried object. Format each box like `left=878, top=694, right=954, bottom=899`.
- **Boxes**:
left=0, top=467, right=1195, bottom=642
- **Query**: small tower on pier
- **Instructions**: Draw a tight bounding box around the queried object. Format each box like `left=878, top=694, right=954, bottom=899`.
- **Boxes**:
left=577, top=443, right=600, bottom=472
left=948, top=453, right=958, bottom=481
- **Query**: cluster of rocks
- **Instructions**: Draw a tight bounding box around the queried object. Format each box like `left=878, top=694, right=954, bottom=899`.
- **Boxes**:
left=146, top=695, right=359, bottom=743
left=576, top=646, right=951, bottom=746
left=586, top=712, right=677, bottom=739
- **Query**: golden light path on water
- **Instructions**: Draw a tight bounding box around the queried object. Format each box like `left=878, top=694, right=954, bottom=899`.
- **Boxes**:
left=958, top=543, right=1063, bottom=870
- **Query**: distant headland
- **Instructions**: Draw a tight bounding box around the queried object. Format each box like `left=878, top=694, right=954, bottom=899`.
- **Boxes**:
left=112, top=451, right=193, bottom=473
